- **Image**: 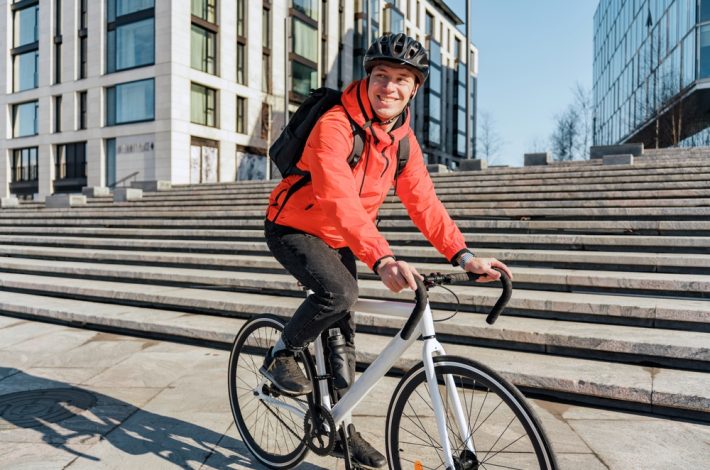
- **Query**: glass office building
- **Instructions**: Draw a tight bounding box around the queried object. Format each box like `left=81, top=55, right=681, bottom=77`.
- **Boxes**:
left=593, top=0, right=710, bottom=148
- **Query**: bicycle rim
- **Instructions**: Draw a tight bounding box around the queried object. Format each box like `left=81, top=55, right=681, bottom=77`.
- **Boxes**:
left=228, top=315, right=312, bottom=469
left=386, top=356, right=557, bottom=470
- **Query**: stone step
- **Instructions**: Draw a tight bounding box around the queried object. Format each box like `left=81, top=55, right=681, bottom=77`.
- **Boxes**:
left=76, top=196, right=710, bottom=211
left=1, top=206, right=709, bottom=221
left=0, top=253, right=705, bottom=299
left=3, top=242, right=708, bottom=274
left=1, top=233, right=707, bottom=254
left=168, top=157, right=710, bottom=190
left=0, top=263, right=707, bottom=328
left=139, top=176, right=710, bottom=199
left=0, top=217, right=707, bottom=235
left=144, top=171, right=710, bottom=197
left=0, top=290, right=707, bottom=418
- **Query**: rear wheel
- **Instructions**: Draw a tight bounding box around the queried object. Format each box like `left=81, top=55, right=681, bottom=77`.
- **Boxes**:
left=228, top=315, right=316, bottom=469
left=386, top=356, right=557, bottom=470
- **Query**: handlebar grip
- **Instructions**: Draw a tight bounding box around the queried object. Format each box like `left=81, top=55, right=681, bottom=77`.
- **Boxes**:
left=446, top=272, right=481, bottom=283
left=485, top=268, right=512, bottom=325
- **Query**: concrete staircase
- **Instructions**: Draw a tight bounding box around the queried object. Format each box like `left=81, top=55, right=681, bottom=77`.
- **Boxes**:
left=0, top=151, right=708, bottom=421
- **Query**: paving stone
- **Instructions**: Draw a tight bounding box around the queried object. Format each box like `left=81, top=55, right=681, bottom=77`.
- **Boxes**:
left=567, top=418, right=710, bottom=469
left=0, top=443, right=97, bottom=469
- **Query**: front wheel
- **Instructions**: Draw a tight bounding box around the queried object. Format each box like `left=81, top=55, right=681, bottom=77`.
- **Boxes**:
left=386, top=356, right=557, bottom=470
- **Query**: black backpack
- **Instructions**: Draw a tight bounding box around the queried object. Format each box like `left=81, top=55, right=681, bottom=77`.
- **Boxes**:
left=268, top=87, right=410, bottom=179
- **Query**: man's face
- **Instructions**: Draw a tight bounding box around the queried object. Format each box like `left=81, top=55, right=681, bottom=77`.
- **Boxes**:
left=367, top=64, right=419, bottom=123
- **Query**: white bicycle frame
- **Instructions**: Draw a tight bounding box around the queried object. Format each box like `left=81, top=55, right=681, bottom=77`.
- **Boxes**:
left=254, top=294, right=476, bottom=469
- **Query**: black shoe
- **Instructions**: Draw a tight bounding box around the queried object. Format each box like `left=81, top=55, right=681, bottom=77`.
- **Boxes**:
left=332, top=424, right=387, bottom=468
left=259, top=347, right=312, bottom=396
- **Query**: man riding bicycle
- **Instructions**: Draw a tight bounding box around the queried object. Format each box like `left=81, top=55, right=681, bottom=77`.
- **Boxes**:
left=261, top=33, right=512, bottom=468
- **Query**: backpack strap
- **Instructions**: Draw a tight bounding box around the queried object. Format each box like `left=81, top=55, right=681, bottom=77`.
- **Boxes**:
left=347, top=115, right=367, bottom=168
left=395, top=135, right=410, bottom=178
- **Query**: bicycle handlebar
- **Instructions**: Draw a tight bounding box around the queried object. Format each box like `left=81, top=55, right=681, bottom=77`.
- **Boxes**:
left=423, top=268, right=513, bottom=325
left=400, top=268, right=512, bottom=341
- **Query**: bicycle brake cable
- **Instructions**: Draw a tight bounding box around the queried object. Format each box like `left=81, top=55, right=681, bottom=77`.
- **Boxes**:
left=433, top=284, right=460, bottom=323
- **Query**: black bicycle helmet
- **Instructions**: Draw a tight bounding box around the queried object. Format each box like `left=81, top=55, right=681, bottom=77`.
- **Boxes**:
left=363, top=33, right=429, bottom=84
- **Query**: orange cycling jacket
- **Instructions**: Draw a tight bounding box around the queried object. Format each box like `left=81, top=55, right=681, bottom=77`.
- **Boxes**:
left=266, top=78, right=468, bottom=271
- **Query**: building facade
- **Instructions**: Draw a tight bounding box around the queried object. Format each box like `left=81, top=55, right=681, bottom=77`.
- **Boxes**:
left=1, top=0, right=477, bottom=200
left=593, top=0, right=710, bottom=149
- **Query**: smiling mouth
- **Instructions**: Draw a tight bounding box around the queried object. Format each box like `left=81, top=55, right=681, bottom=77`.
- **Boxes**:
left=377, top=96, right=398, bottom=104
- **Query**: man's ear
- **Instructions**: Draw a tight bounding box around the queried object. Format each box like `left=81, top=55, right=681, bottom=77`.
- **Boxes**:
left=410, top=83, right=420, bottom=99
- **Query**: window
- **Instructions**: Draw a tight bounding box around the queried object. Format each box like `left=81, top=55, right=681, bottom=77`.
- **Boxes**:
left=191, top=0, right=218, bottom=75
left=236, top=96, right=247, bottom=133
left=106, top=138, right=116, bottom=187
left=55, top=0, right=62, bottom=84
left=424, top=39, right=442, bottom=147
left=425, top=11, right=433, bottom=37
left=292, top=61, right=318, bottom=96
left=12, top=147, right=38, bottom=183
left=702, top=0, right=710, bottom=23
left=13, top=51, right=38, bottom=92
left=191, top=25, right=217, bottom=74
left=237, top=44, right=247, bottom=84
left=260, top=102, right=271, bottom=139
left=54, top=95, right=62, bottom=133
left=236, top=0, right=246, bottom=37
left=292, top=13, right=318, bottom=97
left=262, top=6, right=271, bottom=48
left=236, top=0, right=247, bottom=84
left=14, top=2, right=39, bottom=47
left=12, top=1, right=39, bottom=92
left=293, top=18, right=317, bottom=62
left=13, top=101, right=39, bottom=137
left=262, top=6, right=271, bottom=92
left=700, top=25, right=710, bottom=78
left=79, top=0, right=87, bottom=78
left=107, top=0, right=155, bottom=73
left=191, top=83, right=217, bottom=127
left=293, top=0, right=318, bottom=21
left=383, top=4, right=404, bottom=34
left=106, top=79, right=155, bottom=125
left=55, top=142, right=87, bottom=180
left=192, top=0, right=216, bottom=23
left=79, top=91, right=87, bottom=129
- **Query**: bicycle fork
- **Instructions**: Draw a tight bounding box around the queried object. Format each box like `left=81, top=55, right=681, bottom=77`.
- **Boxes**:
left=420, top=305, right=477, bottom=469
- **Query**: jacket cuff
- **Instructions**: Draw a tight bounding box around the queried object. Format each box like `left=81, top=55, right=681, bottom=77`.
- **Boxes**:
left=372, top=255, right=396, bottom=274
left=449, top=248, right=475, bottom=267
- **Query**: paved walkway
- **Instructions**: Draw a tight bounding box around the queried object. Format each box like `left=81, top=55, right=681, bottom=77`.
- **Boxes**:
left=0, top=316, right=707, bottom=469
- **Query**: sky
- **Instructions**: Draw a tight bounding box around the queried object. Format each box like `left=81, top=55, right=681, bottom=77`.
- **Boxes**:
left=447, top=0, right=600, bottom=167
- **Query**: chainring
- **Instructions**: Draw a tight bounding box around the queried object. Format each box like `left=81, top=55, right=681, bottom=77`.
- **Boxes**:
left=303, top=405, right=336, bottom=456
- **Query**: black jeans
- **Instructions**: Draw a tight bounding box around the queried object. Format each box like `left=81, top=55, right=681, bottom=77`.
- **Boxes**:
left=264, top=220, right=358, bottom=350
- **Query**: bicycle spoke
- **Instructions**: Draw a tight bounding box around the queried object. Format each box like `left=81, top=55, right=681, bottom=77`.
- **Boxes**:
left=480, top=414, right=516, bottom=463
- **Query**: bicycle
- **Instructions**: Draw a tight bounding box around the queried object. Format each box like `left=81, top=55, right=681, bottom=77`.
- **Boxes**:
left=228, top=269, right=558, bottom=469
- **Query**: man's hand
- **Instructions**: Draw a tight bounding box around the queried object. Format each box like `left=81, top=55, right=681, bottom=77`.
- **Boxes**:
left=462, top=257, right=513, bottom=283
left=376, top=257, right=424, bottom=293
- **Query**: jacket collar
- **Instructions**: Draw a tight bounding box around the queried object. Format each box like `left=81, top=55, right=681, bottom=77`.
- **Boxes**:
left=341, top=79, right=411, bottom=147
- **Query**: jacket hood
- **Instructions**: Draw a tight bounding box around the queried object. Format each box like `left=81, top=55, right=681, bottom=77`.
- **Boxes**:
left=340, top=79, right=411, bottom=148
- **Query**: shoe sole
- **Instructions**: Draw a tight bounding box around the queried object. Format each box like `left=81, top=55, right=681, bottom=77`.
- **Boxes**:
left=258, top=366, right=313, bottom=397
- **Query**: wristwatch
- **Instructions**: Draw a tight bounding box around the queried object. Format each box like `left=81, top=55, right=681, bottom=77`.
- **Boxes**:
left=458, top=251, right=476, bottom=270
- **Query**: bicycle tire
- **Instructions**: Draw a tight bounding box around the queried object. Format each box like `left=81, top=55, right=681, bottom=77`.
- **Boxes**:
left=386, top=355, right=557, bottom=470
left=228, top=314, right=316, bottom=469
